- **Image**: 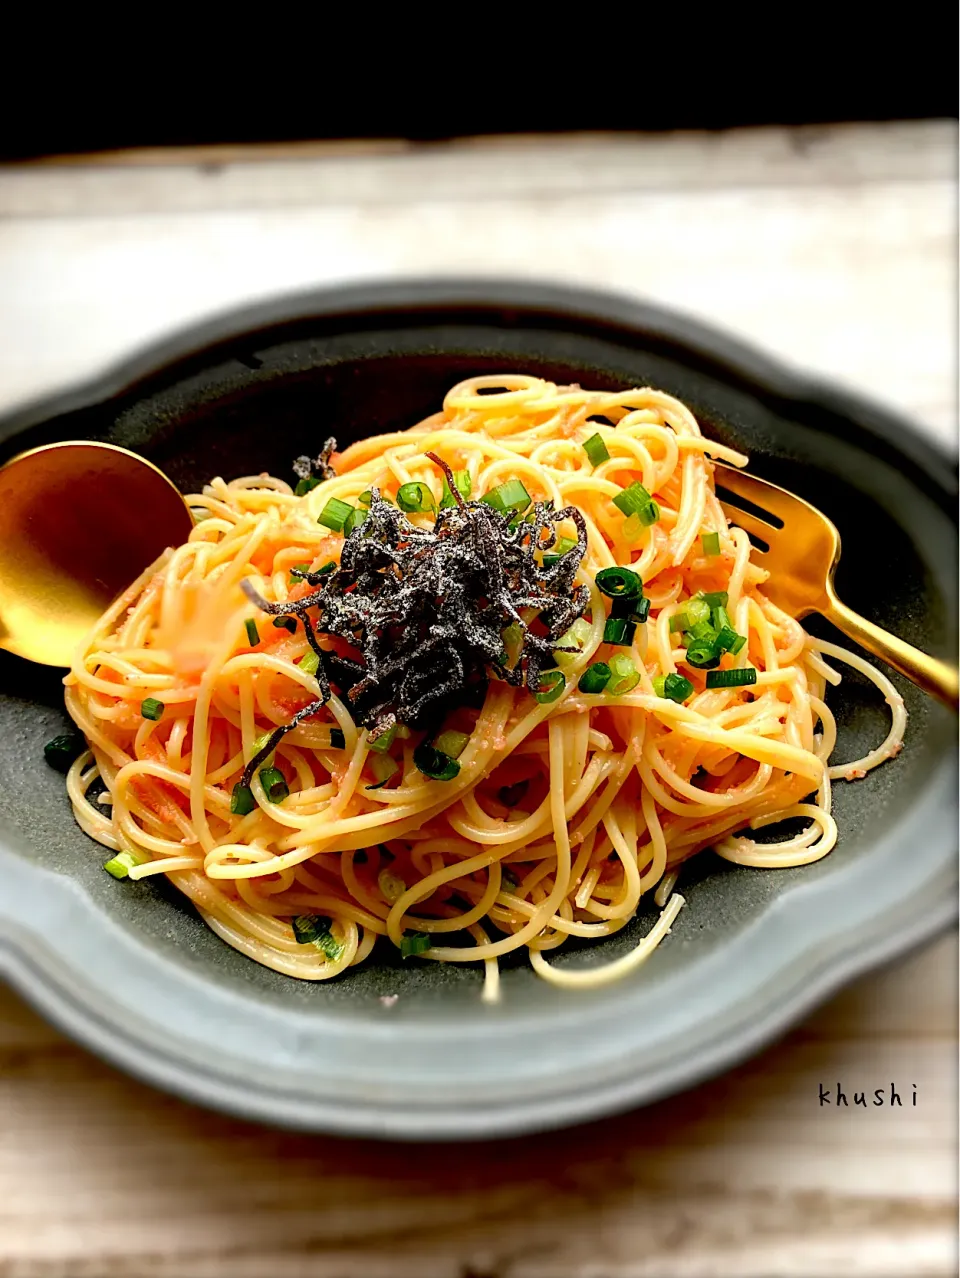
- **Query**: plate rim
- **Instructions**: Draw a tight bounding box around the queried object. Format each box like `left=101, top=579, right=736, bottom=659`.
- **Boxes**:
left=0, top=277, right=955, bottom=1139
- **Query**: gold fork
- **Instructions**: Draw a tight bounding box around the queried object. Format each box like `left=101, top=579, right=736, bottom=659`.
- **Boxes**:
left=714, top=463, right=958, bottom=710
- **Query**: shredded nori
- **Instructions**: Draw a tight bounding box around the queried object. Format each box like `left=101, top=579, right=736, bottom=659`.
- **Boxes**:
left=292, top=439, right=337, bottom=485
left=243, top=451, right=588, bottom=742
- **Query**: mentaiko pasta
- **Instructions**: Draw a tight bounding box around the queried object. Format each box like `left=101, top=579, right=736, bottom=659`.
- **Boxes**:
left=61, top=376, right=906, bottom=997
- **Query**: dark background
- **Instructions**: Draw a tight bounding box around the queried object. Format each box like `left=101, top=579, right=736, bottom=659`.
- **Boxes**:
left=2, top=28, right=955, bottom=163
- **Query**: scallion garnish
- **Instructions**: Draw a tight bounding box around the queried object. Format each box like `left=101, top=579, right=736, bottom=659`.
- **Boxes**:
left=728, top=633, right=747, bottom=656
left=317, top=497, right=355, bottom=533
left=439, top=469, right=472, bottom=508
left=701, top=591, right=729, bottom=609
left=259, top=765, right=289, bottom=802
left=299, top=649, right=320, bottom=676
left=43, top=733, right=84, bottom=773
left=230, top=783, right=256, bottom=815
left=329, top=727, right=346, bottom=750
left=684, top=640, right=722, bottom=669
left=595, top=566, right=643, bottom=598
left=291, top=915, right=344, bottom=960
left=554, top=617, right=593, bottom=668
left=358, top=490, right=373, bottom=507
left=706, top=667, right=758, bottom=690
left=290, top=562, right=311, bottom=582
left=578, top=661, right=612, bottom=694
left=606, top=653, right=640, bottom=695
left=711, top=604, right=734, bottom=633
left=396, top=482, right=436, bottom=514
left=533, top=670, right=566, bottom=703
left=603, top=617, right=636, bottom=647
left=701, top=531, right=721, bottom=556
left=542, top=535, right=578, bottom=567
left=244, top=618, right=260, bottom=646
left=140, top=697, right=164, bottom=721
left=294, top=476, right=322, bottom=496
left=344, top=507, right=367, bottom=537
left=613, top=481, right=659, bottom=526
left=653, top=672, right=694, bottom=703
left=273, top=616, right=297, bottom=633
left=316, top=561, right=337, bottom=576
left=434, top=729, right=470, bottom=758
left=103, top=851, right=145, bottom=880
left=400, top=931, right=432, bottom=958
left=368, top=754, right=399, bottom=788
left=582, top=433, right=610, bottom=467
left=368, top=723, right=398, bottom=753
left=413, top=743, right=460, bottom=781
left=481, top=478, right=531, bottom=515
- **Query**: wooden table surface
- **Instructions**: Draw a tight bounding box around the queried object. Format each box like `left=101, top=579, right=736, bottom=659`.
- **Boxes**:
left=0, top=122, right=955, bottom=1278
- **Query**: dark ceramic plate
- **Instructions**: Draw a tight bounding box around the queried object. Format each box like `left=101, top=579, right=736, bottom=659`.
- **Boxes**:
left=0, top=280, right=955, bottom=1139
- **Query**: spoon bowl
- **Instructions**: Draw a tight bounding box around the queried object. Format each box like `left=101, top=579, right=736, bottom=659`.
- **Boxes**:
left=0, top=441, right=193, bottom=666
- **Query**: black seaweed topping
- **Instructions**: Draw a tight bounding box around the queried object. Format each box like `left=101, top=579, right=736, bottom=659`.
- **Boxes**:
left=242, top=453, right=588, bottom=738
left=292, top=438, right=337, bottom=484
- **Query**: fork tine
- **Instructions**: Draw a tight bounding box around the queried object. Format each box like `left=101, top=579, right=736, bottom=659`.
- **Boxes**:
left=713, top=463, right=800, bottom=524
left=719, top=501, right=774, bottom=549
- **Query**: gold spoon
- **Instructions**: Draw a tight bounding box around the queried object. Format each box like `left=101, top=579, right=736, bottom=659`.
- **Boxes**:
left=715, top=463, right=959, bottom=710
left=0, top=441, right=194, bottom=667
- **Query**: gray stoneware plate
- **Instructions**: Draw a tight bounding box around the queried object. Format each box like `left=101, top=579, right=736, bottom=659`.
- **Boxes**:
left=0, top=280, right=955, bottom=1139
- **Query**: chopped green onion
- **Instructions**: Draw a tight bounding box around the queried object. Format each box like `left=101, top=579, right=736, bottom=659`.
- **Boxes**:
left=244, top=618, right=260, bottom=646
left=299, top=649, right=320, bottom=676
left=653, top=673, right=694, bottom=703
left=611, top=594, right=650, bottom=623
left=686, top=619, right=717, bottom=643
left=637, top=500, right=660, bottom=526
left=294, top=476, right=322, bottom=497
left=291, top=915, right=344, bottom=960
left=668, top=612, right=689, bottom=634
left=606, top=654, right=640, bottom=695
left=481, top=478, right=531, bottom=515
left=329, top=728, right=345, bottom=750
left=434, top=729, right=470, bottom=758
left=252, top=731, right=275, bottom=762
left=670, top=598, right=711, bottom=632
left=400, top=931, right=432, bottom=959
left=230, top=783, right=256, bottom=815
left=317, top=497, right=354, bottom=532
left=103, top=851, right=145, bottom=880
left=273, top=616, right=297, bottom=633
left=290, top=562, right=311, bottom=582
left=259, top=766, right=289, bottom=802
left=140, top=697, right=164, bottom=721
left=368, top=754, right=399, bottom=788
left=344, top=507, right=367, bottom=537
left=413, top=744, right=460, bottom=781
left=542, top=535, right=578, bottom=567
left=603, top=617, right=636, bottom=647
left=728, top=633, right=747, bottom=656
left=368, top=723, right=398, bottom=753
left=711, top=604, right=734, bottom=633
left=439, top=469, right=472, bottom=508
left=396, top=481, right=436, bottom=514
left=684, top=641, right=722, bottom=670
left=612, top=481, right=655, bottom=518
left=595, top=566, right=643, bottom=598
left=378, top=867, right=406, bottom=901
left=358, top=490, right=373, bottom=507
left=43, top=733, right=84, bottom=773
left=554, top=617, right=593, bottom=668
left=701, top=591, right=729, bottom=609
left=701, top=531, right=721, bottom=556
left=578, top=662, right=612, bottom=694
left=533, top=670, right=566, bottom=703
left=316, top=561, right=337, bottom=576
left=621, top=513, right=646, bottom=543
left=582, top=432, right=610, bottom=467
left=706, top=667, right=758, bottom=690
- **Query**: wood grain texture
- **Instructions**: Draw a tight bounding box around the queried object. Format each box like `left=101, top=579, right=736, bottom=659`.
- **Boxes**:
left=0, top=122, right=955, bottom=1277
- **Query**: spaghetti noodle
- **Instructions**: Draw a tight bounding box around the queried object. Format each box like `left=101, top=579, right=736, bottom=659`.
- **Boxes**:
left=61, top=376, right=906, bottom=994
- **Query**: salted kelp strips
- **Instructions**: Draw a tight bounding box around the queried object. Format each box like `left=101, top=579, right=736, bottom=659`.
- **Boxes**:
left=242, top=453, right=588, bottom=740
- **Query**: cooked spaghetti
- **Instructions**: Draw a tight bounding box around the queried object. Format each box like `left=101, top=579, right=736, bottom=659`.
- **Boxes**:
left=60, top=376, right=906, bottom=995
